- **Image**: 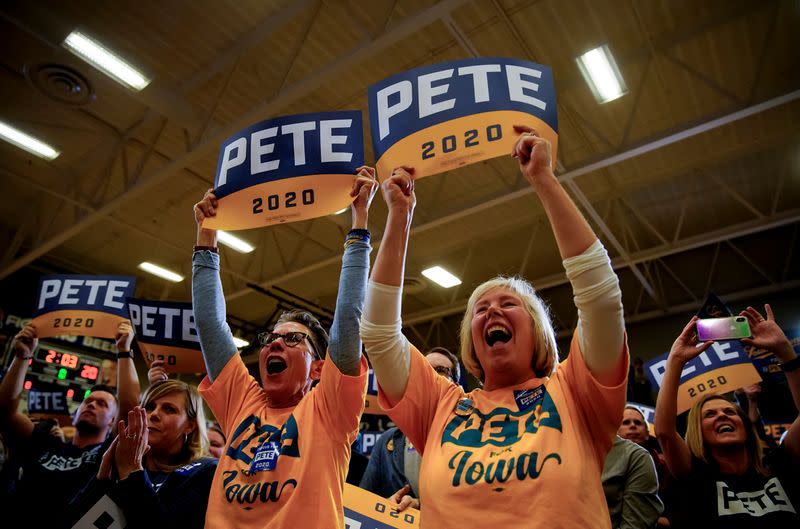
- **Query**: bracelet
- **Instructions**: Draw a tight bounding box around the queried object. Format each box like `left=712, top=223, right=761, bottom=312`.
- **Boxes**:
left=117, top=351, right=133, bottom=359
left=344, top=229, right=370, bottom=249
left=779, top=355, right=800, bottom=373
left=193, top=245, right=219, bottom=253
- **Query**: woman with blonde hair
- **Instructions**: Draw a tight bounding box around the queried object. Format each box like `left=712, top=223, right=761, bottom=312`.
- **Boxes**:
left=69, top=379, right=216, bottom=529
left=655, top=306, right=800, bottom=527
left=360, top=126, right=628, bottom=527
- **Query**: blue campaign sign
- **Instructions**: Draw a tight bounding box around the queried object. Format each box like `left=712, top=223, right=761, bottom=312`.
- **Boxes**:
left=644, top=340, right=761, bottom=414
left=32, top=275, right=136, bottom=339
left=205, top=111, right=364, bottom=230
left=368, top=57, right=558, bottom=180
left=127, top=298, right=205, bottom=374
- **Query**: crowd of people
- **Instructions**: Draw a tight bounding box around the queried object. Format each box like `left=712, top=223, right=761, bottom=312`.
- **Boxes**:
left=0, top=129, right=797, bottom=528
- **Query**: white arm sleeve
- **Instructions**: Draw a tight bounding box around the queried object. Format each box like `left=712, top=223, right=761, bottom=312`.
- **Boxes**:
left=359, top=280, right=411, bottom=401
left=563, top=239, right=625, bottom=374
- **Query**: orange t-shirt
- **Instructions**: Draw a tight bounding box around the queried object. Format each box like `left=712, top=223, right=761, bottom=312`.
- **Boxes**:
left=378, top=334, right=628, bottom=529
left=199, top=354, right=367, bottom=528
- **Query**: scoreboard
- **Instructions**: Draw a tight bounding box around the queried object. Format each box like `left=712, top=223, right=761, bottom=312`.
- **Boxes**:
left=24, top=340, right=107, bottom=409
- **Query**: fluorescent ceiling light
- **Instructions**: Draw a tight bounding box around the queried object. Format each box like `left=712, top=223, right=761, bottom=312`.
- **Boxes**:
left=422, top=266, right=462, bottom=288
left=218, top=231, right=255, bottom=253
left=577, top=45, right=627, bottom=103
left=334, top=208, right=348, bottom=215
left=232, top=336, right=250, bottom=348
left=63, top=31, right=150, bottom=91
left=0, top=121, right=60, bottom=160
left=138, top=262, right=184, bottom=282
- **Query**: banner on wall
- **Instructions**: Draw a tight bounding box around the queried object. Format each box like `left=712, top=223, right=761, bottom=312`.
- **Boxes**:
left=203, top=111, right=364, bottom=230
left=368, top=57, right=558, bottom=181
left=644, top=339, right=761, bottom=415
left=31, top=275, right=136, bottom=339
left=627, top=402, right=656, bottom=437
left=344, top=484, right=420, bottom=529
left=127, top=298, right=206, bottom=374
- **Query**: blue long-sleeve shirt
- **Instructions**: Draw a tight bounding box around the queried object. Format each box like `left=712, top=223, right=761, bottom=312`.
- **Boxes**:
left=192, top=238, right=371, bottom=379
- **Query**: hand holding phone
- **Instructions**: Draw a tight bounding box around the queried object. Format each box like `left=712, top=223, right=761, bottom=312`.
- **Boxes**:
left=696, top=316, right=752, bottom=341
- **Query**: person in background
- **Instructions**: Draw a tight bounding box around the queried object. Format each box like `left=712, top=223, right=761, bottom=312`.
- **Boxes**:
left=655, top=305, right=800, bottom=527
left=359, top=347, right=461, bottom=511
left=207, top=422, right=225, bottom=459
left=69, top=380, right=215, bottom=529
left=192, top=167, right=378, bottom=528
left=602, top=413, right=663, bottom=528
left=0, top=323, right=126, bottom=525
left=360, top=127, right=628, bottom=528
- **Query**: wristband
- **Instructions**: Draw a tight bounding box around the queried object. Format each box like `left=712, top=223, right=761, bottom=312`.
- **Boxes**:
left=344, top=229, right=370, bottom=249
left=779, top=355, right=800, bottom=373
left=117, top=351, right=133, bottom=359
left=193, top=245, right=219, bottom=253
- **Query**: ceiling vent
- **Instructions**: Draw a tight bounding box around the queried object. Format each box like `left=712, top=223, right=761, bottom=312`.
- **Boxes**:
left=24, top=63, right=95, bottom=106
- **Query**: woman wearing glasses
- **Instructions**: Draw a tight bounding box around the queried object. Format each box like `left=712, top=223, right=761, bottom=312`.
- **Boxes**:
left=360, top=128, right=628, bottom=528
left=191, top=167, right=378, bottom=528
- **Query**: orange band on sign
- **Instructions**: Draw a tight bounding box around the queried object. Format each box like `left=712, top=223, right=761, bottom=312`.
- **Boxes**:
left=139, top=343, right=207, bottom=374
left=344, top=483, right=420, bottom=527
left=202, top=173, right=355, bottom=231
left=677, top=362, right=762, bottom=414
left=364, top=394, right=387, bottom=416
left=32, top=310, right=127, bottom=340
left=375, top=110, right=558, bottom=181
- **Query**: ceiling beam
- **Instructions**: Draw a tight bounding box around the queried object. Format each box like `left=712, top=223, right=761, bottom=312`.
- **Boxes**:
left=0, top=0, right=471, bottom=281
left=221, top=89, right=800, bottom=302
left=402, top=211, right=800, bottom=326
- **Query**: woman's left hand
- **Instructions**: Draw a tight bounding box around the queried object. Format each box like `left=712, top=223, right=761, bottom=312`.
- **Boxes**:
left=115, top=407, right=150, bottom=480
left=512, top=125, right=554, bottom=188
left=740, top=304, right=795, bottom=361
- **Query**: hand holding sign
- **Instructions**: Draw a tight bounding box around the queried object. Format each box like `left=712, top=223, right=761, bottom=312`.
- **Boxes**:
left=740, top=305, right=795, bottom=361
left=13, top=324, right=38, bottom=359
left=350, top=166, right=379, bottom=228
left=381, top=166, right=417, bottom=215
left=115, top=320, right=135, bottom=354
left=668, top=316, right=715, bottom=367
left=390, top=484, right=420, bottom=512
left=512, top=125, right=554, bottom=188
left=148, top=359, right=169, bottom=384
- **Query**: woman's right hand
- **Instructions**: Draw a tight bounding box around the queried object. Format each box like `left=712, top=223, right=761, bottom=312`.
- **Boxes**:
left=147, top=359, right=168, bottom=384
left=13, top=324, right=38, bottom=360
left=193, top=188, right=218, bottom=246
left=667, top=316, right=714, bottom=366
left=381, top=166, right=416, bottom=216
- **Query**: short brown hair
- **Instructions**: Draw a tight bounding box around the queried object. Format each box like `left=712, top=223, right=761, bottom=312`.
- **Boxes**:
left=427, top=347, right=461, bottom=383
left=275, top=309, right=329, bottom=359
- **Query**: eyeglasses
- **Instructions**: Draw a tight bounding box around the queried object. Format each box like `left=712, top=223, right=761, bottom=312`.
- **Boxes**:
left=257, top=331, right=320, bottom=359
left=433, top=365, right=454, bottom=379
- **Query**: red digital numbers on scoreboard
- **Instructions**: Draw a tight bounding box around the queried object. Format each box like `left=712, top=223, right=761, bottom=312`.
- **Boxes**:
left=79, top=364, right=99, bottom=381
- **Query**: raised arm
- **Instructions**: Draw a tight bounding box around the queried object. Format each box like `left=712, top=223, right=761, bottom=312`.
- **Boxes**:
left=512, top=126, right=624, bottom=382
left=114, top=320, right=140, bottom=431
left=328, top=167, right=378, bottom=375
left=192, top=190, right=237, bottom=381
left=0, top=324, right=36, bottom=439
left=655, top=316, right=713, bottom=479
left=360, top=167, right=416, bottom=403
left=740, top=304, right=800, bottom=463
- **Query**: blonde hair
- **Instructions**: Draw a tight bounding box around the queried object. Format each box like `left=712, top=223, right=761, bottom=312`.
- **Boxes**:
left=459, top=276, right=558, bottom=382
left=140, top=380, right=208, bottom=471
left=685, top=394, right=768, bottom=476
